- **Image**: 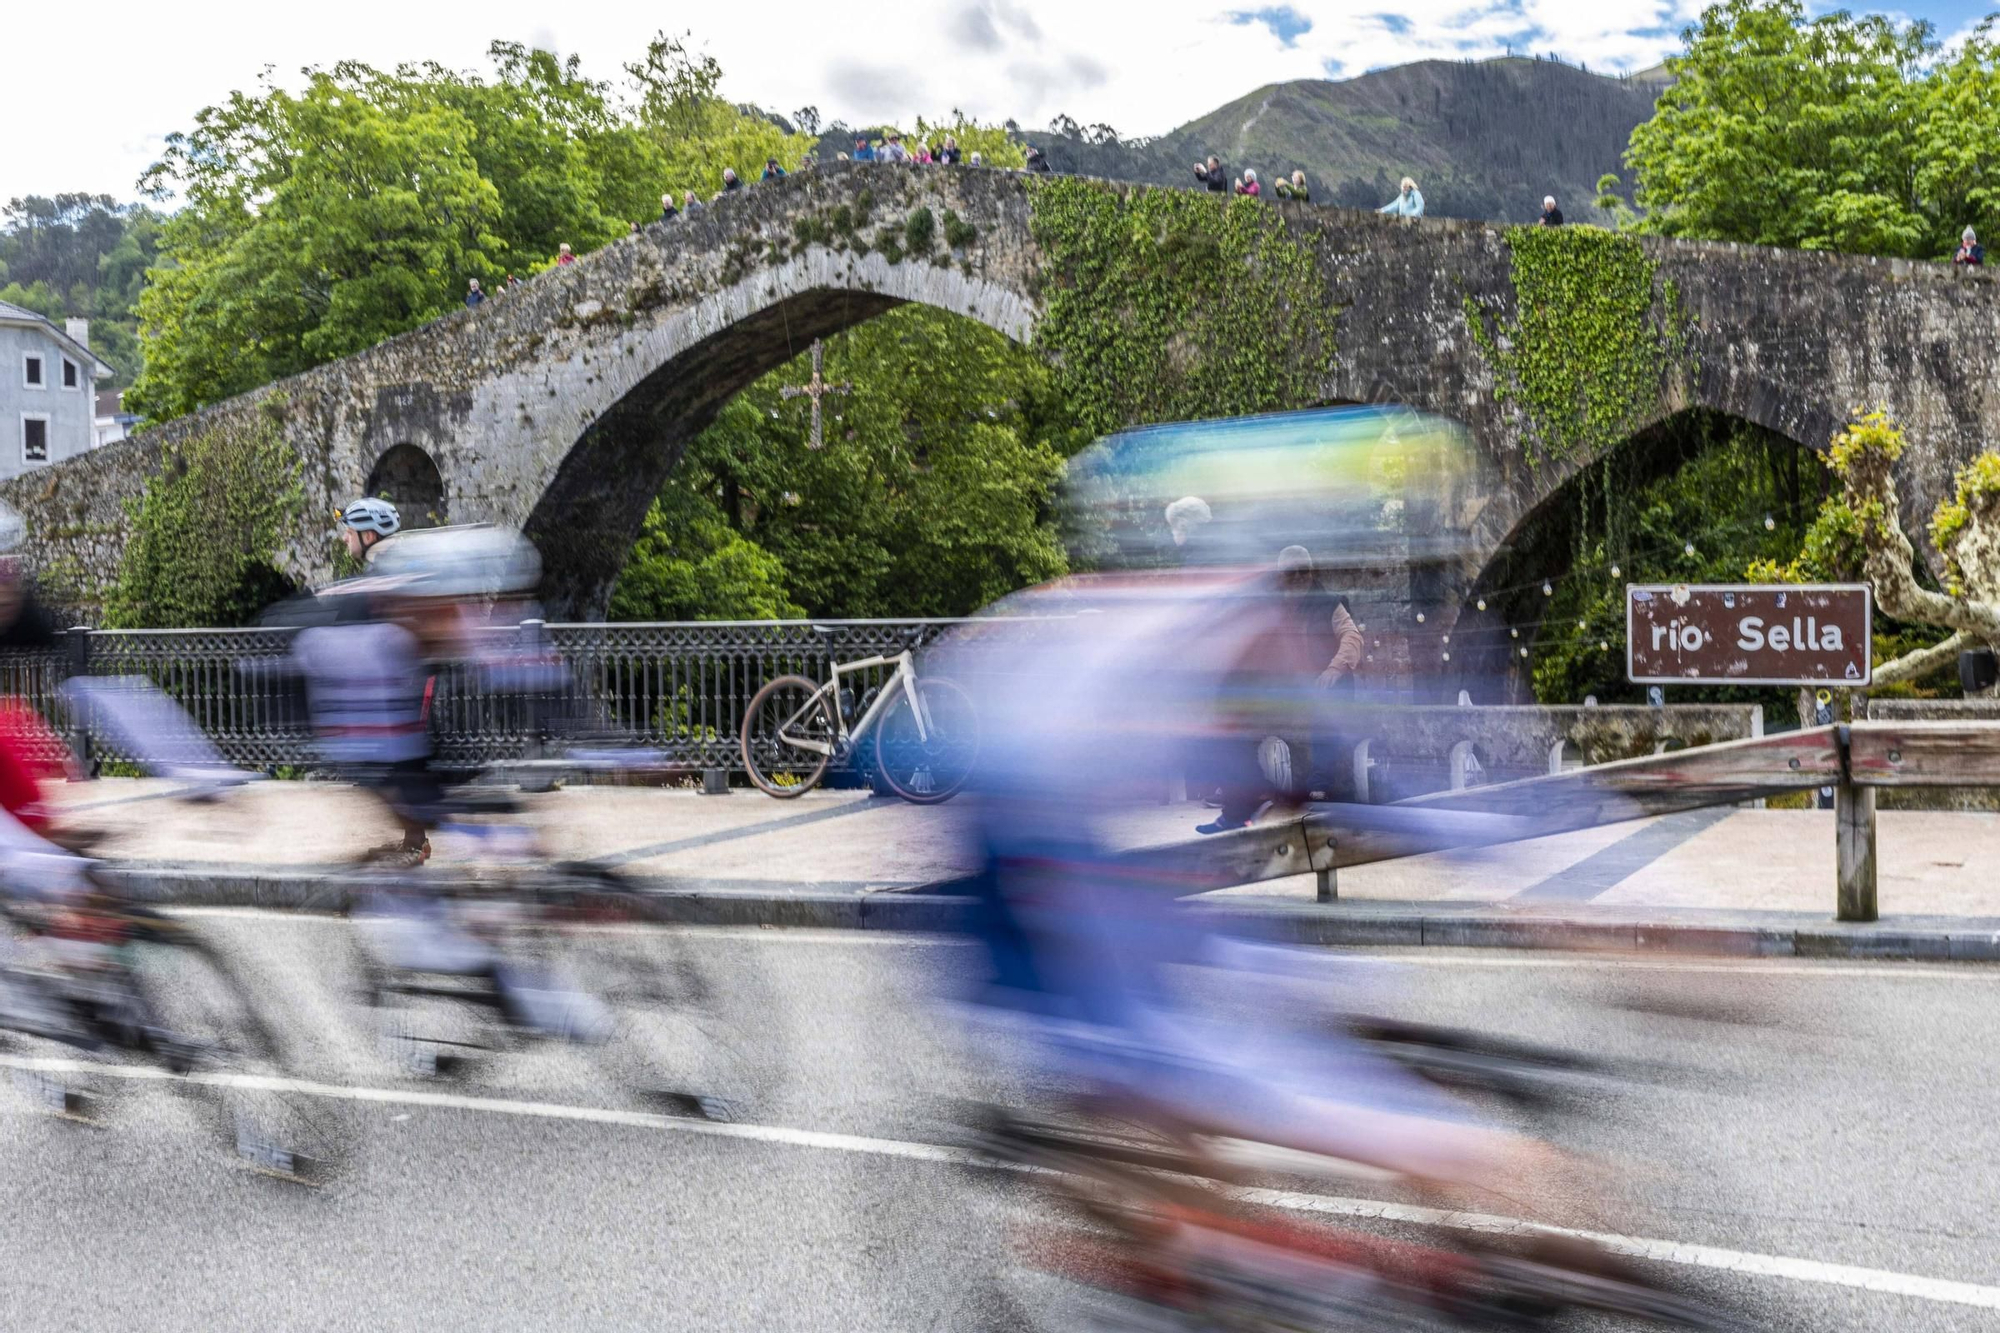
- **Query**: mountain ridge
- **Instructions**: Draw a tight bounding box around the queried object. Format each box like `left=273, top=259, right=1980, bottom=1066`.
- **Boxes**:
left=1017, top=56, right=1666, bottom=225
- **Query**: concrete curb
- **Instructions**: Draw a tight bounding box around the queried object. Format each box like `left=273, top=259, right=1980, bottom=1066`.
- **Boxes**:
left=103, top=866, right=2000, bottom=962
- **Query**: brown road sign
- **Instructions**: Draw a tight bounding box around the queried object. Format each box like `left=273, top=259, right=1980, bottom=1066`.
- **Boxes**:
left=1626, top=584, right=1872, bottom=686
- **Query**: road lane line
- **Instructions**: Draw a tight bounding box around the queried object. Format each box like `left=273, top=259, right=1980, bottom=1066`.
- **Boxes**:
left=4, top=1053, right=1995, bottom=1311
left=1240, top=1187, right=2000, bottom=1310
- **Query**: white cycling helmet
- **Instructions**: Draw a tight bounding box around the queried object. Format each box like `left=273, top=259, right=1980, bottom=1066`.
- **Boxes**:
left=336, top=497, right=402, bottom=537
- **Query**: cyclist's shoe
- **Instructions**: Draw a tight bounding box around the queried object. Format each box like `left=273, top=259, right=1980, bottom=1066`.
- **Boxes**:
left=1194, top=817, right=1247, bottom=836
left=356, top=838, right=431, bottom=868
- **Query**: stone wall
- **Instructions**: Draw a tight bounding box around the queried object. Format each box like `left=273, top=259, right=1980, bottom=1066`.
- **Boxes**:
left=1354, top=702, right=1763, bottom=801
left=12, top=162, right=1998, bottom=625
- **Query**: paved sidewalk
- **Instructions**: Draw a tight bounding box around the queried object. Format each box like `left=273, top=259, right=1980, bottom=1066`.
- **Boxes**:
left=42, top=779, right=2000, bottom=955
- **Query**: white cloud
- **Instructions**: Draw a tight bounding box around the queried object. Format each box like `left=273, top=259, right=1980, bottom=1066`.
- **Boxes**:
left=0, top=0, right=1945, bottom=203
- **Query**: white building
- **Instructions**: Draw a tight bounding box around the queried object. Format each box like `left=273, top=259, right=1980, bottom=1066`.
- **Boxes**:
left=94, top=387, right=139, bottom=448
left=0, top=301, right=113, bottom=481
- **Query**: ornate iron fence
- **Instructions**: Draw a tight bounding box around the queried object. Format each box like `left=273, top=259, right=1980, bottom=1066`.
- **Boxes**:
left=17, top=619, right=983, bottom=773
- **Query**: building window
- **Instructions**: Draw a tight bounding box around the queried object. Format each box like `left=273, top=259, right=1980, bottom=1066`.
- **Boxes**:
left=23, top=355, right=43, bottom=388
left=62, top=357, right=78, bottom=389
left=22, top=415, right=49, bottom=463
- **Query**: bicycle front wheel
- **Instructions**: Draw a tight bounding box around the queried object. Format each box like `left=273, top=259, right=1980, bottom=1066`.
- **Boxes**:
left=740, top=675, right=837, bottom=798
left=875, top=676, right=978, bottom=804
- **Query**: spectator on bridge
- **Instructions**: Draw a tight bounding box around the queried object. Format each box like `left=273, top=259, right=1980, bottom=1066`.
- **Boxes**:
left=1024, top=144, right=1051, bottom=173
left=1378, top=176, right=1424, bottom=218
left=969, top=151, right=984, bottom=166
left=629, top=221, right=641, bottom=234
left=1539, top=195, right=1564, bottom=226
left=661, top=193, right=679, bottom=222
left=555, top=243, right=576, bottom=266
left=1955, top=226, right=1984, bottom=266
left=853, top=136, right=875, bottom=162
left=503, top=272, right=522, bottom=293
left=762, top=157, right=786, bottom=181
left=720, top=167, right=742, bottom=195
left=684, top=191, right=706, bottom=217
left=464, top=278, right=485, bottom=308
left=1234, top=168, right=1261, bottom=197
left=879, top=131, right=911, bottom=164
left=798, top=154, right=818, bottom=172
left=1274, top=170, right=1311, bottom=202
left=1194, top=155, right=1228, bottom=192
left=939, top=136, right=963, bottom=165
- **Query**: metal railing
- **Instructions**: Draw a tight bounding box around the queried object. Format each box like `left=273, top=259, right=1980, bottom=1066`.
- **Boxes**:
left=19, top=619, right=981, bottom=773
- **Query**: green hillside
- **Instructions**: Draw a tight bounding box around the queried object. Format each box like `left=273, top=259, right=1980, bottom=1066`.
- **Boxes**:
left=1037, top=56, right=1664, bottom=224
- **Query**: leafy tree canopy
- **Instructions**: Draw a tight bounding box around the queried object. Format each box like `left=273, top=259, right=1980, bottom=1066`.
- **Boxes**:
left=1621, top=0, right=2000, bottom=258
left=127, top=34, right=816, bottom=421
left=611, top=305, right=1077, bottom=622
left=0, top=194, right=162, bottom=386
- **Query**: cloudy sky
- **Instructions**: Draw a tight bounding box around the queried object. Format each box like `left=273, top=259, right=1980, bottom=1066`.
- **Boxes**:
left=8, top=0, right=1991, bottom=204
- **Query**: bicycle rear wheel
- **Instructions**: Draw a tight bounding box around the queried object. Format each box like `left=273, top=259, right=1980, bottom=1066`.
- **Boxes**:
left=138, top=932, right=348, bottom=1184
left=874, top=676, right=978, bottom=804
left=741, top=675, right=837, bottom=798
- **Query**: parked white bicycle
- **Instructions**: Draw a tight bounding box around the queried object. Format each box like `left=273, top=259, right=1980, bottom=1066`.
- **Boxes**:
left=738, top=638, right=978, bottom=803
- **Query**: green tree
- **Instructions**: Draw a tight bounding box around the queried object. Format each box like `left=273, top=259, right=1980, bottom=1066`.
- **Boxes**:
left=105, top=400, right=305, bottom=628
left=1624, top=0, right=2000, bottom=258
left=127, top=35, right=814, bottom=423
left=609, top=484, right=803, bottom=622
left=0, top=195, right=162, bottom=386
left=611, top=306, right=1074, bottom=621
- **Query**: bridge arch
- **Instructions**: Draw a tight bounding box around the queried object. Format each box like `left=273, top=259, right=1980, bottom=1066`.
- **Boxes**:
left=519, top=247, right=1034, bottom=614
left=1454, top=404, right=1823, bottom=701
left=366, top=443, right=448, bottom=530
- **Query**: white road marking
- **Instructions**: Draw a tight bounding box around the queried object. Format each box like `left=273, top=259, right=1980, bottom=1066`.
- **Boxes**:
left=4, top=1053, right=1995, bottom=1311
left=1357, top=952, right=2000, bottom=981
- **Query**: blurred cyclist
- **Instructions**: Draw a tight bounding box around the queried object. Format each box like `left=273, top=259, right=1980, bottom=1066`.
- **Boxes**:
left=289, top=502, right=436, bottom=866
left=950, top=580, right=1547, bottom=1198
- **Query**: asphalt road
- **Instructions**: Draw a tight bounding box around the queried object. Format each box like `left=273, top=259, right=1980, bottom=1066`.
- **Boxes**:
left=1, top=918, right=1997, bottom=1331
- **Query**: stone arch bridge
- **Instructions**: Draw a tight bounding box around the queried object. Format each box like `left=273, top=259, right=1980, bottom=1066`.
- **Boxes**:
left=13, top=162, right=1999, bottom=632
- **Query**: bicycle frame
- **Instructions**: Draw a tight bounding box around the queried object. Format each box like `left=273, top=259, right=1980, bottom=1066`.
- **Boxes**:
left=776, top=650, right=933, bottom=758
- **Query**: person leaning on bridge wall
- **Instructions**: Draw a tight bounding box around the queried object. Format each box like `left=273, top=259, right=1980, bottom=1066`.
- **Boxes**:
left=660, top=193, right=679, bottom=223
left=555, top=243, right=575, bottom=267
left=1193, top=155, right=1228, bottom=193
left=720, top=167, right=742, bottom=196
left=1539, top=195, right=1564, bottom=226
left=1379, top=177, right=1424, bottom=218
left=1955, top=227, right=1984, bottom=266
left=1235, top=169, right=1261, bottom=197
left=464, top=278, right=484, bottom=308
left=1273, top=170, right=1311, bottom=202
